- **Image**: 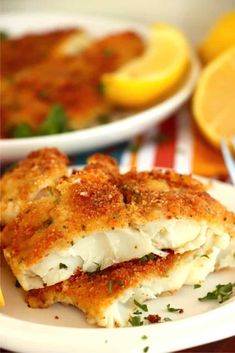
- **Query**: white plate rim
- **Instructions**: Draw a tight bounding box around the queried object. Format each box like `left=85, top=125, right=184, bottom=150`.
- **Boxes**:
left=0, top=12, right=200, bottom=160
left=0, top=176, right=235, bottom=353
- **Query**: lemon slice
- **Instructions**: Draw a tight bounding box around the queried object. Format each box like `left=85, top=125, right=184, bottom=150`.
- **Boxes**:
left=199, top=11, right=235, bottom=64
left=193, top=47, right=235, bottom=148
left=0, top=287, right=5, bottom=307
left=102, top=24, right=190, bottom=108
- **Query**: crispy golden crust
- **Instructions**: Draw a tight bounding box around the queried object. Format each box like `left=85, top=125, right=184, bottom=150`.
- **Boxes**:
left=0, top=148, right=69, bottom=225
left=121, top=169, right=235, bottom=231
left=2, top=163, right=128, bottom=269
left=26, top=252, right=184, bottom=326
left=1, top=28, right=83, bottom=77
left=1, top=31, right=144, bottom=137
left=2, top=152, right=235, bottom=277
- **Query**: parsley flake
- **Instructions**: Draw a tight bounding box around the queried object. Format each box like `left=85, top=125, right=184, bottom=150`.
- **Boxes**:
left=194, top=284, right=201, bottom=289
left=166, top=304, right=183, bottom=313
left=97, top=114, right=111, bottom=125
left=108, top=280, right=113, bottom=294
left=141, top=335, right=148, bottom=340
left=134, top=299, right=148, bottom=312
left=133, top=309, right=142, bottom=315
left=15, top=280, right=21, bottom=288
left=201, top=254, right=209, bottom=259
left=143, top=347, right=149, bottom=353
left=163, top=317, right=172, bottom=322
left=139, top=253, right=155, bottom=262
left=96, top=81, right=105, bottom=95
left=128, top=315, right=143, bottom=326
left=59, top=263, right=68, bottom=270
left=198, top=283, right=235, bottom=304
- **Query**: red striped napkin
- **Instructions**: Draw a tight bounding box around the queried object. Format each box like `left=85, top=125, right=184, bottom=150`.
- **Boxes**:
left=119, top=107, right=228, bottom=180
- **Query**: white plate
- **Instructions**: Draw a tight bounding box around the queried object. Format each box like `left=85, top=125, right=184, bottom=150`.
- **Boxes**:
left=1, top=176, right=235, bottom=353
left=0, top=13, right=200, bottom=161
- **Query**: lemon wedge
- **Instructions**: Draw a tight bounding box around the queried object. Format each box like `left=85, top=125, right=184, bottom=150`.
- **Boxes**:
left=0, top=287, right=5, bottom=307
left=193, top=47, right=235, bottom=148
left=101, top=24, right=190, bottom=108
left=199, top=11, right=235, bottom=64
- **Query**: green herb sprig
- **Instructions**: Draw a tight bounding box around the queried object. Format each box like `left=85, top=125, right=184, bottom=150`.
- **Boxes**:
left=198, top=283, right=235, bottom=304
left=166, top=304, right=183, bottom=313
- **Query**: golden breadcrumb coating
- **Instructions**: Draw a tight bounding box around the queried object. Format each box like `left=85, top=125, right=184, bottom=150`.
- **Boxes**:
left=1, top=28, right=84, bottom=77
left=2, top=151, right=234, bottom=286
left=26, top=252, right=185, bottom=327
left=121, top=170, right=235, bottom=233
left=0, top=148, right=69, bottom=225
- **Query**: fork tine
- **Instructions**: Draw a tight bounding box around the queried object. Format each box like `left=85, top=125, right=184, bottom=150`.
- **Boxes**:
left=220, top=138, right=235, bottom=185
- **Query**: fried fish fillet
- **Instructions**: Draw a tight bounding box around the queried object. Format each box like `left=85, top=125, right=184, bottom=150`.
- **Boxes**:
left=26, top=252, right=195, bottom=328
left=2, top=152, right=234, bottom=290
left=1, top=28, right=91, bottom=77
left=0, top=148, right=69, bottom=225
left=1, top=31, right=144, bottom=137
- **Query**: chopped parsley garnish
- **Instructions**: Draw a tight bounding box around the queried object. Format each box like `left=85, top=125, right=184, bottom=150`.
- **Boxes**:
left=38, top=104, right=70, bottom=135
left=96, top=81, right=105, bottom=95
left=201, top=254, right=209, bottom=259
left=87, top=263, right=101, bottom=276
left=10, top=104, right=70, bottom=138
left=163, top=317, right=172, bottom=322
left=108, top=280, right=113, bottom=294
left=143, top=347, right=149, bottom=353
left=103, top=47, right=114, bottom=56
left=38, top=89, right=49, bottom=99
left=166, top=304, right=184, bottom=313
left=139, top=253, right=155, bottom=262
left=134, top=299, right=148, bottom=312
left=11, top=123, right=34, bottom=138
left=141, top=335, right=148, bottom=340
left=94, top=262, right=101, bottom=272
left=0, top=31, right=9, bottom=41
left=198, top=283, right=235, bottom=304
left=128, top=315, right=143, bottom=326
left=59, top=263, right=68, bottom=270
left=107, top=278, right=124, bottom=293
left=133, top=309, right=142, bottom=315
left=112, top=214, right=120, bottom=219
left=15, top=280, right=21, bottom=288
left=97, top=114, right=111, bottom=125
left=117, top=279, right=124, bottom=287
left=194, top=284, right=201, bottom=289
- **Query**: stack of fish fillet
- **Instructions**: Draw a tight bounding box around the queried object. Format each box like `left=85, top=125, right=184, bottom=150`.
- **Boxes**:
left=1, top=148, right=234, bottom=327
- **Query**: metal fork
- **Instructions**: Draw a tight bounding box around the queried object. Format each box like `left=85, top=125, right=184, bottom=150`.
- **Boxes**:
left=221, top=137, right=235, bottom=184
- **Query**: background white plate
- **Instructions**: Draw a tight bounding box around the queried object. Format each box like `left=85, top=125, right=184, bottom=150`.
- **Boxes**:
left=1, top=177, right=235, bottom=353
left=0, top=13, right=200, bottom=161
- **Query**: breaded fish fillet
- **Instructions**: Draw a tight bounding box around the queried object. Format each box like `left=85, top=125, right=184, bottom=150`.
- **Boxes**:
left=26, top=252, right=194, bottom=328
left=0, top=148, right=69, bottom=225
left=1, top=32, right=144, bottom=137
left=2, top=152, right=234, bottom=290
left=1, top=28, right=91, bottom=77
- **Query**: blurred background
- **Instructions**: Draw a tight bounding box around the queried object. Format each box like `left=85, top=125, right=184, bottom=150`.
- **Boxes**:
left=1, top=0, right=234, bottom=42
left=1, top=0, right=235, bottom=181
